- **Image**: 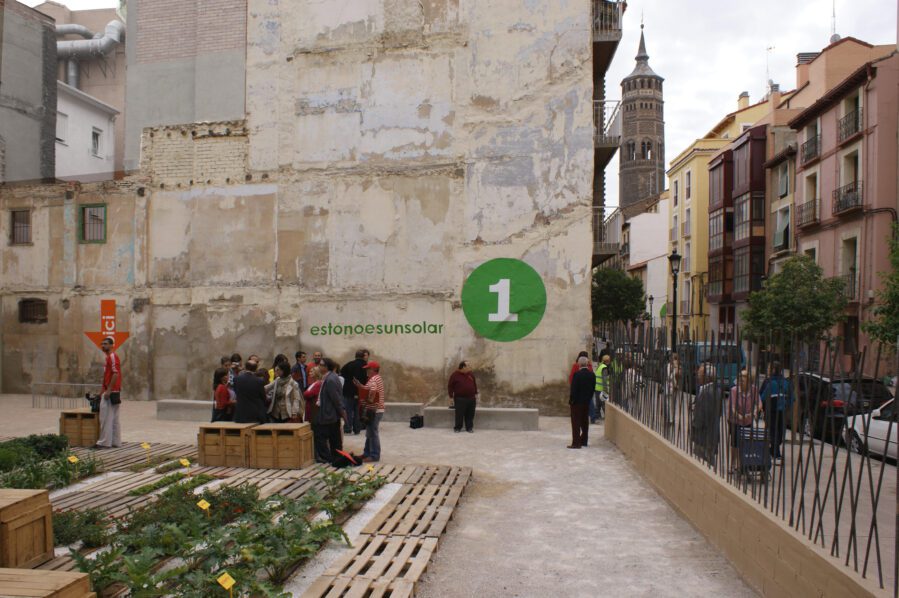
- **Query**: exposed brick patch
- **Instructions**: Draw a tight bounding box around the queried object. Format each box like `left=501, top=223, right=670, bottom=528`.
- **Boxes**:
left=136, top=0, right=246, bottom=64
left=140, top=121, right=248, bottom=187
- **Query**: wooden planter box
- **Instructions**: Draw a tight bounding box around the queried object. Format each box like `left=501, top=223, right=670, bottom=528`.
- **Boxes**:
left=0, top=490, right=53, bottom=569
left=248, top=423, right=313, bottom=469
left=197, top=423, right=257, bottom=467
left=0, top=568, right=94, bottom=597
left=59, top=409, right=99, bottom=448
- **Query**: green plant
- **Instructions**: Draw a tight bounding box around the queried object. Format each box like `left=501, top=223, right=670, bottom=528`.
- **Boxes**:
left=592, top=267, right=646, bottom=326
left=53, top=508, right=109, bottom=548
left=153, top=459, right=185, bottom=474
left=20, top=434, right=70, bottom=459
left=72, top=545, right=126, bottom=593
left=743, top=255, right=846, bottom=344
left=864, top=224, right=899, bottom=346
left=318, top=466, right=386, bottom=518
left=128, top=472, right=187, bottom=496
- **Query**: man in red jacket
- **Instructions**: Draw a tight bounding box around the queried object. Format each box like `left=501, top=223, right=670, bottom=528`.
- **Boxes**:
left=448, top=361, right=478, bottom=433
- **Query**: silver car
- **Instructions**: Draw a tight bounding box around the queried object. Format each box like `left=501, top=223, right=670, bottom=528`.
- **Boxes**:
left=845, top=399, right=897, bottom=459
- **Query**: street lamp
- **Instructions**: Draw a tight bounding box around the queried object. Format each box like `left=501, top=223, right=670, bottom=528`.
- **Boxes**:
left=669, top=249, right=682, bottom=349
left=647, top=295, right=654, bottom=327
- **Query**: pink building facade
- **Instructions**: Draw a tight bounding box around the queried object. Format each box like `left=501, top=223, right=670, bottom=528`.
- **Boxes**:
left=790, top=51, right=898, bottom=375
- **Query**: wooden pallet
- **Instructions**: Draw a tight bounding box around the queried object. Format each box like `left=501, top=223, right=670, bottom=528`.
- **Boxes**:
left=304, top=536, right=437, bottom=598
left=52, top=490, right=156, bottom=519
left=362, top=483, right=463, bottom=539
left=36, top=554, right=77, bottom=572
left=71, top=442, right=197, bottom=472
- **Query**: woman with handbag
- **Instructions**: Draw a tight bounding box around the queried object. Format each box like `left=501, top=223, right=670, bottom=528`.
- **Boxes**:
left=265, top=362, right=303, bottom=423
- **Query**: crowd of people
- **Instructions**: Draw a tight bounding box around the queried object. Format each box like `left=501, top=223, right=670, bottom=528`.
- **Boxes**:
left=210, top=349, right=386, bottom=464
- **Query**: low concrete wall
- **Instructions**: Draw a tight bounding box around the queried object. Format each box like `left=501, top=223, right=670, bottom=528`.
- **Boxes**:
left=157, top=399, right=210, bottom=421
left=423, top=406, right=538, bottom=431
left=604, top=403, right=882, bottom=598
left=382, top=403, right=422, bottom=423
left=158, top=400, right=424, bottom=423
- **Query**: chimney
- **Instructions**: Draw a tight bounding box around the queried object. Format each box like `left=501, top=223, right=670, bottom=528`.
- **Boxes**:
left=738, top=91, right=749, bottom=110
left=768, top=82, right=781, bottom=107
left=796, top=52, right=819, bottom=88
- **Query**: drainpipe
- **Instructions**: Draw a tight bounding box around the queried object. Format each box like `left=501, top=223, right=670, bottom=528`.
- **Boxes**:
left=56, top=21, right=125, bottom=89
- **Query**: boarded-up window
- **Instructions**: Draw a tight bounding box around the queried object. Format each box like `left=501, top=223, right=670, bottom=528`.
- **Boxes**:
left=19, top=299, right=48, bottom=323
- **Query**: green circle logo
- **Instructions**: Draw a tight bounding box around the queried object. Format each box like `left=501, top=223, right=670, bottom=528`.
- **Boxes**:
left=461, top=258, right=547, bottom=342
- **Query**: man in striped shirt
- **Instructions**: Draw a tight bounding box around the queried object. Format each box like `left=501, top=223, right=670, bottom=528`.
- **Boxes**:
left=355, top=361, right=386, bottom=462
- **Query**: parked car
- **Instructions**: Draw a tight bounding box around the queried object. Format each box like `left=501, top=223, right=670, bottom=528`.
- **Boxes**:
left=790, top=374, right=893, bottom=443
left=845, top=399, right=897, bottom=459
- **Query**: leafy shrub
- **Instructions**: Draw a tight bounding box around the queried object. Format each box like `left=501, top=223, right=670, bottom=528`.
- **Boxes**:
left=128, top=472, right=187, bottom=496
left=54, top=508, right=109, bottom=548
left=20, top=434, right=70, bottom=459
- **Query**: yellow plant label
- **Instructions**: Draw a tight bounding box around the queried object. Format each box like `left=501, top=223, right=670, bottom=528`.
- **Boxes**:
left=179, top=458, right=191, bottom=467
left=67, top=455, right=79, bottom=464
left=197, top=499, right=211, bottom=511
left=141, top=442, right=151, bottom=450
left=217, top=572, right=236, bottom=590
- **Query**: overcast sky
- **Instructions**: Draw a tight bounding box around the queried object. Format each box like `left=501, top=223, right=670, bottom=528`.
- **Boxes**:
left=24, top=0, right=897, bottom=206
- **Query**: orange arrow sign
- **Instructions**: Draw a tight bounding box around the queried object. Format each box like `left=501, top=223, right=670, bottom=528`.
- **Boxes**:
left=85, top=299, right=129, bottom=351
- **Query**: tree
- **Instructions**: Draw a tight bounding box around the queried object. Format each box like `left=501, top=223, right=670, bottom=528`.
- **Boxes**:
left=742, top=255, right=846, bottom=343
left=592, top=267, right=645, bottom=326
left=863, top=224, right=899, bottom=346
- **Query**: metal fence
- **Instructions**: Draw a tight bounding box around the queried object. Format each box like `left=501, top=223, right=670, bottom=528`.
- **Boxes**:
left=31, top=381, right=102, bottom=409
left=602, top=325, right=898, bottom=594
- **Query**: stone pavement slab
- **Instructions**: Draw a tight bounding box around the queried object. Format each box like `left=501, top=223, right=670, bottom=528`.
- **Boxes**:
left=0, top=395, right=757, bottom=596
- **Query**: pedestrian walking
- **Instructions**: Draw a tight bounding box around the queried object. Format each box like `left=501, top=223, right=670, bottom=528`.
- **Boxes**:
left=728, top=369, right=760, bottom=473
left=342, top=349, right=370, bottom=435
left=95, top=337, right=122, bottom=448
left=212, top=367, right=235, bottom=422
left=691, top=363, right=721, bottom=465
left=356, top=361, right=386, bottom=462
left=313, top=358, right=347, bottom=464
left=448, top=361, right=478, bottom=433
left=761, top=361, right=792, bottom=460
left=569, top=351, right=596, bottom=423
left=594, top=354, right=611, bottom=421
left=233, top=360, right=268, bottom=424
left=569, top=356, right=594, bottom=448
left=266, top=362, right=303, bottom=423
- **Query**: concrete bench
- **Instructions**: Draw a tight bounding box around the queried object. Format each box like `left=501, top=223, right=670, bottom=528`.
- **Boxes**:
left=157, top=399, right=211, bottom=421
left=157, top=400, right=425, bottom=423
left=422, top=406, right=539, bottom=431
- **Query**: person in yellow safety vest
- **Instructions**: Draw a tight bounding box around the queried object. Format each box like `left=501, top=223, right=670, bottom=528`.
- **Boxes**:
left=594, top=354, right=611, bottom=421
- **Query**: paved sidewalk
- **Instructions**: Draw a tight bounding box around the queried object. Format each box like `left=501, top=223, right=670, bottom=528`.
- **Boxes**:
left=0, top=395, right=756, bottom=596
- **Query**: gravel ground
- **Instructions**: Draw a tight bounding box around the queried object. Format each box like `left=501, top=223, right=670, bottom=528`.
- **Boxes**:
left=0, top=395, right=757, bottom=597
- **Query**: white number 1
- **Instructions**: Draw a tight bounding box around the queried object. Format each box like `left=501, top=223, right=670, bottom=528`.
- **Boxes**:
left=488, top=278, right=518, bottom=322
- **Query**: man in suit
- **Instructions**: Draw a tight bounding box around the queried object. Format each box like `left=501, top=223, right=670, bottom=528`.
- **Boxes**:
left=233, top=359, right=268, bottom=423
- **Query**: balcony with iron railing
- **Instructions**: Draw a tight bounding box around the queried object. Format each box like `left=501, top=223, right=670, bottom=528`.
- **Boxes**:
left=592, top=206, right=619, bottom=263
left=680, top=300, right=690, bottom=316
left=838, top=108, right=862, bottom=143
left=670, top=227, right=677, bottom=242
left=832, top=180, right=863, bottom=216
left=840, top=270, right=858, bottom=301
left=796, top=199, right=819, bottom=228
left=594, top=100, right=621, bottom=146
left=592, top=0, right=623, bottom=42
left=682, top=221, right=691, bottom=237
left=620, top=242, right=629, bottom=257
left=800, top=134, right=821, bottom=165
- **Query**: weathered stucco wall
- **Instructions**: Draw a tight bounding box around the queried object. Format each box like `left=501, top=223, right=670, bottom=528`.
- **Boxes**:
left=1, top=0, right=594, bottom=414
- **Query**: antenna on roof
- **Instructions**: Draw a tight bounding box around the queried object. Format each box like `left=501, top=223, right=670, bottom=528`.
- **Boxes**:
left=766, top=45, right=775, bottom=90
left=830, top=0, right=841, bottom=44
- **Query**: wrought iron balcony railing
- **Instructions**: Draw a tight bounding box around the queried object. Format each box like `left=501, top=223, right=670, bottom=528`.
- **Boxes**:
left=594, top=100, right=621, bottom=148
left=796, top=199, right=819, bottom=227
left=832, top=180, right=864, bottom=215
left=838, top=108, right=862, bottom=143
left=840, top=270, right=858, bottom=301
left=592, top=0, right=624, bottom=41
left=800, top=134, right=820, bottom=165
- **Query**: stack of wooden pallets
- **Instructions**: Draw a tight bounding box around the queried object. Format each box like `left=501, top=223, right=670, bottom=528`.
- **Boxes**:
left=302, top=466, right=472, bottom=597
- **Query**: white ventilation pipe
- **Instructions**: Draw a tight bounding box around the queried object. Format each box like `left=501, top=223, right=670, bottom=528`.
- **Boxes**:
left=56, top=21, right=125, bottom=89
